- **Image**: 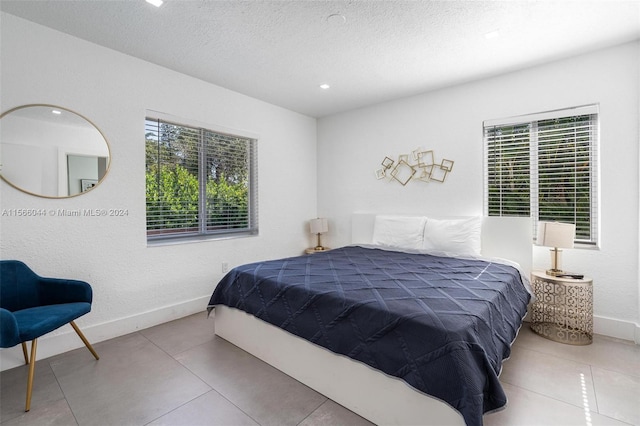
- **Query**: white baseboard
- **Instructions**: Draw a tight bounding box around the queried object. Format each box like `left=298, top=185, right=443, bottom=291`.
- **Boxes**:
left=594, top=315, right=640, bottom=343
left=0, top=295, right=210, bottom=372
left=523, top=315, right=639, bottom=344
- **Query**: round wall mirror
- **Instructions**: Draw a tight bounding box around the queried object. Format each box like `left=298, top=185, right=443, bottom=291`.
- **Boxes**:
left=0, top=104, right=111, bottom=198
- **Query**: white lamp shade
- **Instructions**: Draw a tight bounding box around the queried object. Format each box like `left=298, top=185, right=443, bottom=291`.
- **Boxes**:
left=536, top=221, right=575, bottom=248
left=310, top=218, right=328, bottom=234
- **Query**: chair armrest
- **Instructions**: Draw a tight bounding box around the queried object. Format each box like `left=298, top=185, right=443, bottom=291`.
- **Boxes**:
left=0, top=308, right=21, bottom=348
left=38, top=278, right=93, bottom=305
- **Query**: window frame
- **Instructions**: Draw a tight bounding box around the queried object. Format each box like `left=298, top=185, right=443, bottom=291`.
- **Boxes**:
left=483, top=105, right=599, bottom=247
left=145, top=112, right=259, bottom=244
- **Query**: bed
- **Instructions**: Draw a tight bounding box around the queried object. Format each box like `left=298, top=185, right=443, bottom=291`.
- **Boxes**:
left=208, top=214, right=532, bottom=426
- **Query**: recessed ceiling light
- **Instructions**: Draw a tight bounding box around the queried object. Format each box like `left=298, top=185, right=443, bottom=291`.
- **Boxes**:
left=51, top=109, right=62, bottom=115
left=485, top=29, right=500, bottom=40
left=326, top=13, right=346, bottom=25
left=146, top=0, right=163, bottom=7
left=319, top=84, right=331, bottom=90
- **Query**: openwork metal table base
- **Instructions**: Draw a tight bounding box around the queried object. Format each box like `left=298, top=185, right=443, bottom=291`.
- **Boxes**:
left=530, top=322, right=592, bottom=345
left=530, top=272, right=593, bottom=345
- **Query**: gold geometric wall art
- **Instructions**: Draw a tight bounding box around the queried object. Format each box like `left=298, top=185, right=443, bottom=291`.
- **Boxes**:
left=381, top=157, right=395, bottom=169
left=430, top=159, right=455, bottom=182
left=376, top=148, right=454, bottom=185
left=417, top=150, right=434, bottom=167
left=390, top=160, right=417, bottom=186
left=429, top=164, right=448, bottom=182
left=375, top=156, right=396, bottom=180
left=416, top=164, right=434, bottom=182
left=441, top=159, right=454, bottom=172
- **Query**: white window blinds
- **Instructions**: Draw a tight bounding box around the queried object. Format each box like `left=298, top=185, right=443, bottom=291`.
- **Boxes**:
left=484, top=105, right=598, bottom=245
left=145, top=117, right=258, bottom=241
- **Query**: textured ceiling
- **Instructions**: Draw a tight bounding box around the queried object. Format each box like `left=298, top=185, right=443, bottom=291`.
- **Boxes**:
left=1, top=0, right=639, bottom=117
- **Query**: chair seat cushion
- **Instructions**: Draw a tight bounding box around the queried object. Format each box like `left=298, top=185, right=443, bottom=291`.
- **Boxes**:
left=13, top=303, right=91, bottom=342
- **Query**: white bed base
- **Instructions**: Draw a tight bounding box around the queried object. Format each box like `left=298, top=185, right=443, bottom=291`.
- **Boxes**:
left=215, top=305, right=464, bottom=425
left=214, top=215, right=532, bottom=425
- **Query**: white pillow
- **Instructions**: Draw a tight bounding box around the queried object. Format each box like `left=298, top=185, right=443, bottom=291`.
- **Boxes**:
left=422, top=217, right=482, bottom=256
left=372, top=215, right=427, bottom=250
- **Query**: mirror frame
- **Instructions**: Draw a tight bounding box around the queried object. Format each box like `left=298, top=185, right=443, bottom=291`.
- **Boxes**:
left=0, top=104, right=112, bottom=198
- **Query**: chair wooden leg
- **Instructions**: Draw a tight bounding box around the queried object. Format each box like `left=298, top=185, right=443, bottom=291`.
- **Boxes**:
left=25, top=339, right=37, bottom=412
left=69, top=321, right=99, bottom=360
left=21, top=342, right=29, bottom=364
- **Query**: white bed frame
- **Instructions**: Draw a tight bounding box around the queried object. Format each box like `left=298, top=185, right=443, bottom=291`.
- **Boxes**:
left=214, top=214, right=532, bottom=425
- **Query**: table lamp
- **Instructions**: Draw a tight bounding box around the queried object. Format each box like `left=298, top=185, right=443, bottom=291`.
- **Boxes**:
left=536, top=221, right=576, bottom=276
left=309, top=218, right=329, bottom=251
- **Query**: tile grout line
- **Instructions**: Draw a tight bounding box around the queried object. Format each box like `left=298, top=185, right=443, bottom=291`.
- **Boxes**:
left=588, top=364, right=600, bottom=415
left=138, top=319, right=319, bottom=426
left=131, top=331, right=217, bottom=425
left=498, top=377, right=599, bottom=414
left=294, top=397, right=330, bottom=426
left=517, top=332, right=640, bottom=378
left=46, top=359, right=81, bottom=426
left=165, top=342, right=263, bottom=426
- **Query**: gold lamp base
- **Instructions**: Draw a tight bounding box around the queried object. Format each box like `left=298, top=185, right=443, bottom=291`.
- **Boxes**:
left=546, top=248, right=564, bottom=276
left=314, top=233, right=327, bottom=251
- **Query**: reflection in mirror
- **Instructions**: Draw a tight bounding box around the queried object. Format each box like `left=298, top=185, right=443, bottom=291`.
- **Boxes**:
left=0, top=105, right=110, bottom=198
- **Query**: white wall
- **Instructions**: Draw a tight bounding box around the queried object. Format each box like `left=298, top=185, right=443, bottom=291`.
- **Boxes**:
left=318, top=41, right=640, bottom=342
left=0, top=13, right=318, bottom=369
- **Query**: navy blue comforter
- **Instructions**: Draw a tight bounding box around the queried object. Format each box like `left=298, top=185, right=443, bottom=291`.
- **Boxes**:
left=208, top=246, right=530, bottom=425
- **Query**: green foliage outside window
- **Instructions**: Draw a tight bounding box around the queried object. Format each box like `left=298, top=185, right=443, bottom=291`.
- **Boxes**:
left=486, top=123, right=531, bottom=217
left=145, top=119, right=253, bottom=238
left=486, top=113, right=596, bottom=244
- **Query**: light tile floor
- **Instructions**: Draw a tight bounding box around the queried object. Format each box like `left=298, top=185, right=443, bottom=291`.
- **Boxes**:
left=1, top=313, right=638, bottom=425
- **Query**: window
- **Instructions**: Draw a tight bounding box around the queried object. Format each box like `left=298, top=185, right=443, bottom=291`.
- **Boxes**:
left=484, top=105, right=598, bottom=245
left=145, top=116, right=258, bottom=242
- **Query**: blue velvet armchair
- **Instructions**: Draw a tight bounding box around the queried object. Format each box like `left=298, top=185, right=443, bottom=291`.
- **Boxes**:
left=0, top=260, right=99, bottom=411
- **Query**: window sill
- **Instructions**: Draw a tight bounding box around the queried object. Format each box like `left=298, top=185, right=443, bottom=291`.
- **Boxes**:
left=147, top=232, right=258, bottom=247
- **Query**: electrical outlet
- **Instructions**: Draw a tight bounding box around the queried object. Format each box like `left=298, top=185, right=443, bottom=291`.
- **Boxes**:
left=222, top=261, right=229, bottom=273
